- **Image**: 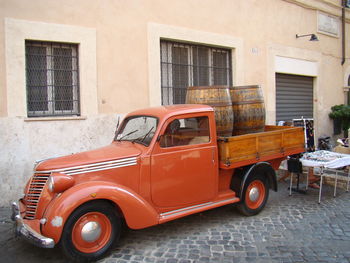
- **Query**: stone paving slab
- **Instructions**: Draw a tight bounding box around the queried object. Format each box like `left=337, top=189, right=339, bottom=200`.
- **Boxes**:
left=1, top=181, right=349, bottom=263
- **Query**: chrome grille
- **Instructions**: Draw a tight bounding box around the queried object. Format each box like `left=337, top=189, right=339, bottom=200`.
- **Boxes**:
left=24, top=172, right=50, bottom=219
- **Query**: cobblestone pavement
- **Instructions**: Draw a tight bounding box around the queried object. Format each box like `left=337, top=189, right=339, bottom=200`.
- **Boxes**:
left=1, top=181, right=350, bottom=263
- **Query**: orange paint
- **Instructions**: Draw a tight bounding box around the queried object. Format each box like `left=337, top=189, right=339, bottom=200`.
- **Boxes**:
left=72, top=212, right=112, bottom=253
left=245, top=180, right=265, bottom=209
left=50, top=173, right=75, bottom=193
left=16, top=104, right=305, bottom=253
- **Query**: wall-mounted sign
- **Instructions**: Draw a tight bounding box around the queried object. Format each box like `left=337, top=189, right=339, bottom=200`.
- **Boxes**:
left=317, top=12, right=340, bottom=37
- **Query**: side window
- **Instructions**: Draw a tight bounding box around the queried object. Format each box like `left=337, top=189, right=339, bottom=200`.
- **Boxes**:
left=160, top=116, right=210, bottom=148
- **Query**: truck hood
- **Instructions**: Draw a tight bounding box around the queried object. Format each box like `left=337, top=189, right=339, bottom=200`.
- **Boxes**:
left=35, top=141, right=141, bottom=171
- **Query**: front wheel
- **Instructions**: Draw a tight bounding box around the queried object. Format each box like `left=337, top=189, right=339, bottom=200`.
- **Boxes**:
left=61, top=200, right=121, bottom=262
left=236, top=173, right=269, bottom=216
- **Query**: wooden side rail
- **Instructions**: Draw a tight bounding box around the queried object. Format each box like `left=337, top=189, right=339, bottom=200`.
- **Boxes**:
left=218, top=125, right=305, bottom=169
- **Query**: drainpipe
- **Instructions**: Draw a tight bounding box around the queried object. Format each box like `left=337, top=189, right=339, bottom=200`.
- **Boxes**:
left=341, top=0, right=346, bottom=65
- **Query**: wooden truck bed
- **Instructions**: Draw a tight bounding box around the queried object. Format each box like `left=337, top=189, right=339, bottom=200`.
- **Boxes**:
left=217, top=125, right=305, bottom=169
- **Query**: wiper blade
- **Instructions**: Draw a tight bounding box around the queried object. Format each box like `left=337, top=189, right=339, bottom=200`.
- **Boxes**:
left=117, top=129, right=138, bottom=141
left=132, top=126, right=154, bottom=145
left=141, top=126, right=154, bottom=142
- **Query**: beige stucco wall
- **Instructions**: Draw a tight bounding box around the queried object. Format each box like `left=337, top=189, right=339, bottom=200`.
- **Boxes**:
left=0, top=0, right=349, bottom=205
left=0, top=114, right=122, bottom=204
left=4, top=18, right=98, bottom=117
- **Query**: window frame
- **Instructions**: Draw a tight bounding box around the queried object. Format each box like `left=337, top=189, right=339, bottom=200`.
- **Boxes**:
left=25, top=40, right=80, bottom=117
left=160, top=40, right=232, bottom=105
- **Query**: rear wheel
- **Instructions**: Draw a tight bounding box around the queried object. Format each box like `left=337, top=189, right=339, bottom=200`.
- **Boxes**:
left=237, top=173, right=269, bottom=216
left=61, top=201, right=121, bottom=262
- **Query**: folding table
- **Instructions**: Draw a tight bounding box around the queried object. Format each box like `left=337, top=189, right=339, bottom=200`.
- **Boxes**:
left=300, top=150, right=350, bottom=203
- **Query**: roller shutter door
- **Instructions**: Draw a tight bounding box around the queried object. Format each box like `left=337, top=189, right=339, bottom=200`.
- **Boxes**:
left=276, top=73, right=313, bottom=122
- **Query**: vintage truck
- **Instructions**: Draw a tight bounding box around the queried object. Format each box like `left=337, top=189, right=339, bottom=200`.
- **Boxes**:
left=12, top=104, right=305, bottom=261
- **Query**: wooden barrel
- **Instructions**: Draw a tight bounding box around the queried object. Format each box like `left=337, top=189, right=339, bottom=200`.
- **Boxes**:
left=230, top=85, right=266, bottom=135
left=186, top=86, right=233, bottom=136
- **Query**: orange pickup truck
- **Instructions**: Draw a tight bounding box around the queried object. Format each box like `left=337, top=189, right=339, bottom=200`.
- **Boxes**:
left=12, top=104, right=304, bottom=261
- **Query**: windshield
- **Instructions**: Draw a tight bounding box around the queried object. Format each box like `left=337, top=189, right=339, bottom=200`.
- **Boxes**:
left=114, top=116, right=158, bottom=146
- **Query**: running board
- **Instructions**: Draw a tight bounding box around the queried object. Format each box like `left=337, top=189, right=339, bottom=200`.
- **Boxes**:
left=159, top=197, right=240, bottom=224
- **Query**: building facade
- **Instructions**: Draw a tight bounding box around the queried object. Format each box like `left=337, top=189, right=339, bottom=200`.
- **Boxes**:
left=0, top=0, right=349, bottom=205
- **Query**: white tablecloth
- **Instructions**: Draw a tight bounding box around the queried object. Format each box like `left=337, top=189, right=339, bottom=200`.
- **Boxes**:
left=301, top=150, right=350, bottom=169
left=299, top=150, right=350, bottom=203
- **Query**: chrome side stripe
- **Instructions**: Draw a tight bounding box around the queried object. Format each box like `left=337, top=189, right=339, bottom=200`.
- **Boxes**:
left=66, top=161, right=137, bottom=175
left=64, top=158, right=137, bottom=175
left=160, top=197, right=238, bottom=220
left=35, top=157, right=137, bottom=175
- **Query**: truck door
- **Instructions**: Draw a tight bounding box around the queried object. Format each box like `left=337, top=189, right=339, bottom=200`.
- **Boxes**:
left=150, top=115, right=217, bottom=208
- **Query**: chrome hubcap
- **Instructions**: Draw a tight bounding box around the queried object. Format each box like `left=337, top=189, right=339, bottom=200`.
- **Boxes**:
left=81, top=221, right=102, bottom=242
left=249, top=187, right=260, bottom=202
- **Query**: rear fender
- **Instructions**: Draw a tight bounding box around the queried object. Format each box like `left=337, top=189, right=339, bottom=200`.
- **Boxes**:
left=41, top=181, right=158, bottom=244
left=232, top=162, right=277, bottom=198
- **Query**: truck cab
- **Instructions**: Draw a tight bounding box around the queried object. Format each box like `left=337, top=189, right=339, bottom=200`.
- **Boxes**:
left=12, top=104, right=304, bottom=261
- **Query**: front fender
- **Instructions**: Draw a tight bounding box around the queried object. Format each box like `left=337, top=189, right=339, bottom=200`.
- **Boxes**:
left=41, top=181, right=159, bottom=244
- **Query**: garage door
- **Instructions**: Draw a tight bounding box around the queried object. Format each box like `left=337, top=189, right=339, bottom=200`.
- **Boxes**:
left=276, top=73, right=314, bottom=122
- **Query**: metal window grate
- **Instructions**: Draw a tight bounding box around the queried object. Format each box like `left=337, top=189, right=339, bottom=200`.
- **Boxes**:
left=160, top=40, right=232, bottom=105
left=25, top=41, right=80, bottom=117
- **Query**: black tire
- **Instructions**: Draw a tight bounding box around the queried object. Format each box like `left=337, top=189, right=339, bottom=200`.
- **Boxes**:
left=236, top=173, right=269, bottom=216
left=61, top=200, right=121, bottom=262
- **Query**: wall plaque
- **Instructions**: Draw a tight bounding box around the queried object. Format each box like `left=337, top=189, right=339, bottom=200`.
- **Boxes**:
left=317, top=12, right=340, bottom=37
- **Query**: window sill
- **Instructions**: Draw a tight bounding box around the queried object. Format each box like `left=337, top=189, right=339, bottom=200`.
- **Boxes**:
left=24, top=116, right=87, bottom=122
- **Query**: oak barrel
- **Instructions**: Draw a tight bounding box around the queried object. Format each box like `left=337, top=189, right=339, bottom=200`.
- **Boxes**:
left=186, top=86, right=234, bottom=136
left=230, top=85, right=266, bottom=135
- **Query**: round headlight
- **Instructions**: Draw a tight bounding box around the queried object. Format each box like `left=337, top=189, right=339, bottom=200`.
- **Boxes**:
left=48, top=173, right=75, bottom=193
left=48, top=176, right=55, bottom=192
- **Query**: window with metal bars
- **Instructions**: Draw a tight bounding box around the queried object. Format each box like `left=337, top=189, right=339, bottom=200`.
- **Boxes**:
left=25, top=40, right=80, bottom=117
left=160, top=40, right=232, bottom=105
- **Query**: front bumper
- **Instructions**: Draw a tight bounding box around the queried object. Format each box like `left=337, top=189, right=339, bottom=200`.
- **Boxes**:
left=11, top=202, right=55, bottom=248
